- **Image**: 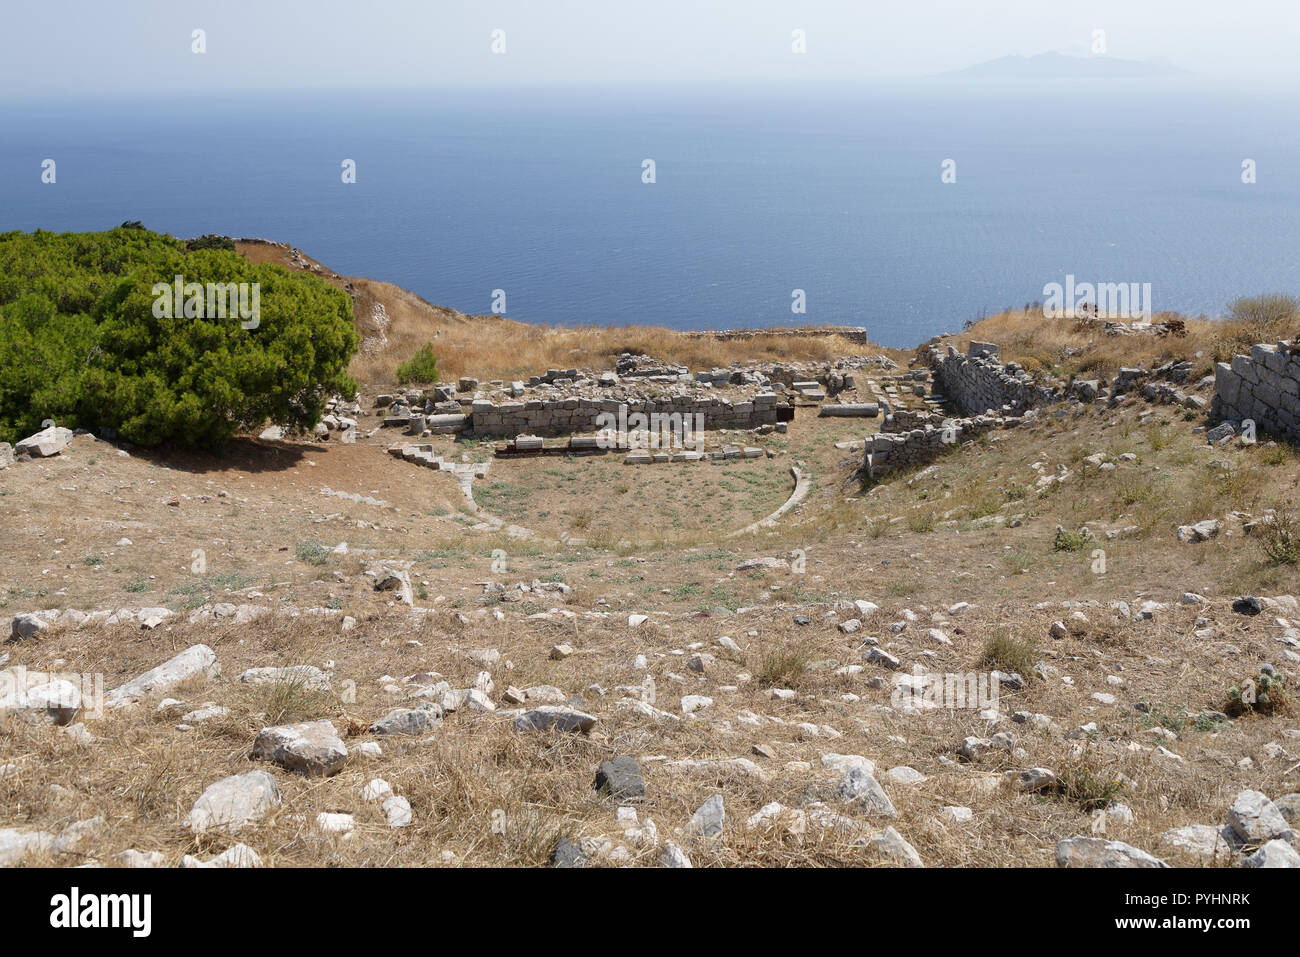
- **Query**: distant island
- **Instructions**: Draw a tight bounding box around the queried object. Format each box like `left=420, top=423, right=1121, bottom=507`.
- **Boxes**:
left=944, top=51, right=1189, bottom=80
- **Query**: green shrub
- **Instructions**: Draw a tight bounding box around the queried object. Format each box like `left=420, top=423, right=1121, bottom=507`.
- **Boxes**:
left=185, top=234, right=236, bottom=252
left=294, top=541, right=331, bottom=566
left=0, top=226, right=358, bottom=448
left=395, top=343, right=440, bottom=385
left=1058, top=756, right=1126, bottom=812
left=1227, top=292, right=1299, bottom=328
left=1258, top=510, right=1300, bottom=566
left=1227, top=669, right=1294, bottom=717
left=906, top=511, right=937, bottom=533
left=1052, top=526, right=1091, bottom=552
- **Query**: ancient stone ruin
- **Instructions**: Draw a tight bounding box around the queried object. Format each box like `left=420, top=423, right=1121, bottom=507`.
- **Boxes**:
left=1212, top=340, right=1300, bottom=441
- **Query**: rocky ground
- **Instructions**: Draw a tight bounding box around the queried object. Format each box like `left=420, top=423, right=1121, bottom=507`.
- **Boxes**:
left=3, top=281, right=1300, bottom=868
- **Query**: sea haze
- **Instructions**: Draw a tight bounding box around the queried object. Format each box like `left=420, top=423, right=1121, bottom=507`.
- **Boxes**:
left=2, top=83, right=1298, bottom=347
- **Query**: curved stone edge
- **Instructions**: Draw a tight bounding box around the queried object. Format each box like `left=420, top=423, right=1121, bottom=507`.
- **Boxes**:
left=729, top=466, right=810, bottom=538
left=455, top=472, right=535, bottom=539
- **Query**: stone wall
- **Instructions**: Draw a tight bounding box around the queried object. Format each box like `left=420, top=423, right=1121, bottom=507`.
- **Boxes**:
left=865, top=412, right=1020, bottom=478
left=880, top=408, right=940, bottom=432
left=930, top=342, right=1060, bottom=416
left=682, top=326, right=870, bottom=345
left=468, top=393, right=790, bottom=437
left=1212, top=341, right=1300, bottom=440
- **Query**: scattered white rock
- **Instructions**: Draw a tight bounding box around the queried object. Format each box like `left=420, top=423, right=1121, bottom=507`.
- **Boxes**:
left=1055, top=836, right=1168, bottom=868
left=865, top=826, right=923, bottom=866
left=361, top=778, right=393, bottom=803
left=315, top=812, right=355, bottom=835
left=835, top=767, right=897, bottom=817
left=181, top=843, right=263, bottom=868
left=186, top=771, right=281, bottom=834
left=1228, top=790, right=1294, bottom=844
left=680, top=694, right=713, bottom=714
left=684, top=795, right=725, bottom=839
left=383, top=796, right=413, bottom=828
left=105, top=644, right=220, bottom=710
left=659, top=841, right=692, bottom=867
left=1243, top=839, right=1300, bottom=868
left=251, top=719, right=348, bottom=776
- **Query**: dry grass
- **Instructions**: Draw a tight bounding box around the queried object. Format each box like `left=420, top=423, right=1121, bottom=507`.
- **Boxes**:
left=235, top=237, right=903, bottom=389
left=353, top=304, right=889, bottom=389
left=5, top=262, right=1300, bottom=868
left=1257, top=510, right=1300, bottom=566
left=4, top=587, right=1295, bottom=868
left=944, top=304, right=1300, bottom=384
left=979, top=631, right=1038, bottom=677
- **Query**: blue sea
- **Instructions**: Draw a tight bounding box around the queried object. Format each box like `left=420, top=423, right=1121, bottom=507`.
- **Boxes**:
left=2, top=83, right=1298, bottom=347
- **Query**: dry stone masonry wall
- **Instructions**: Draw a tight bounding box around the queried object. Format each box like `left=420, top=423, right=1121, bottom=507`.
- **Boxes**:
left=681, top=325, right=871, bottom=345
left=931, top=342, right=1061, bottom=416
left=467, top=392, right=788, bottom=438
left=865, top=411, right=1028, bottom=478
left=1212, top=341, right=1300, bottom=441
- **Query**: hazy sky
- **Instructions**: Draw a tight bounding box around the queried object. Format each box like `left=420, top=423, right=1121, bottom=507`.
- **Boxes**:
left=3, top=0, right=1298, bottom=99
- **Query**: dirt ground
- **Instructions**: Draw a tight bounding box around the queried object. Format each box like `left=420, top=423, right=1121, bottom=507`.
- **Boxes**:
left=3, top=249, right=1298, bottom=868
left=3, top=368, right=1299, bottom=867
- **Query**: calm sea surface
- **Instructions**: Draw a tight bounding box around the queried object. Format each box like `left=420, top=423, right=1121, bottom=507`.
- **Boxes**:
left=3, top=84, right=1298, bottom=346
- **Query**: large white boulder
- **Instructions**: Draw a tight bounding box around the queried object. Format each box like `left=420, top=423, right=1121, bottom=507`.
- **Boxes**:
left=105, top=644, right=220, bottom=709
left=251, top=719, right=348, bottom=776
left=14, top=426, right=73, bottom=458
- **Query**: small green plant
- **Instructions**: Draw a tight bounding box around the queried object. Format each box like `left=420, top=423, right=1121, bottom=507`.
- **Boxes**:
left=124, top=579, right=149, bottom=593
left=865, top=518, right=889, bottom=539
left=1113, top=476, right=1156, bottom=507
left=256, top=677, right=336, bottom=725
left=1257, top=510, right=1300, bottom=566
left=752, top=647, right=808, bottom=689
left=886, top=578, right=920, bottom=596
left=979, top=631, right=1037, bottom=677
left=395, top=343, right=440, bottom=385
left=1057, top=752, right=1126, bottom=812
left=83, top=555, right=105, bottom=566
left=906, top=511, right=937, bottom=533
left=1000, top=549, right=1037, bottom=574
left=964, top=495, right=1002, bottom=520
left=1194, top=712, right=1228, bottom=733
left=1140, top=705, right=1186, bottom=736
left=1226, top=669, right=1295, bottom=717
left=294, top=541, right=331, bottom=566
left=1052, top=526, right=1091, bottom=552
left=1254, top=443, right=1297, bottom=466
